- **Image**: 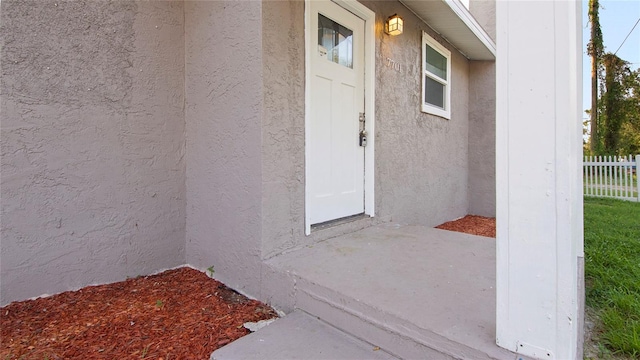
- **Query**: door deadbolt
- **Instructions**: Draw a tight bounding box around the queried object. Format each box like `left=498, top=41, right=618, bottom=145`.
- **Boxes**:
left=359, top=130, right=367, bottom=147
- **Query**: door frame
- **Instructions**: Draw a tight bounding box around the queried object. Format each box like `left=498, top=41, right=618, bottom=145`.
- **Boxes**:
left=304, top=0, right=376, bottom=235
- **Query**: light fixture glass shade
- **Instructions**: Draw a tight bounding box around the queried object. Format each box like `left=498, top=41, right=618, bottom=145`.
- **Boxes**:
left=386, top=14, right=403, bottom=36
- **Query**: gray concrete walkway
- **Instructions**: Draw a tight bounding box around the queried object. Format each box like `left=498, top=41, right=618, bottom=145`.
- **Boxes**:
left=262, top=223, right=520, bottom=359
left=211, top=310, right=398, bottom=360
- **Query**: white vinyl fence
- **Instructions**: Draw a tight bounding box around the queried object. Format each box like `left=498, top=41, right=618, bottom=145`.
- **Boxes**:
left=583, top=155, right=639, bottom=202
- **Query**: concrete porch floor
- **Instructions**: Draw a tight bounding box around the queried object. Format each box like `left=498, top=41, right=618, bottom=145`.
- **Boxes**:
left=261, top=223, right=521, bottom=359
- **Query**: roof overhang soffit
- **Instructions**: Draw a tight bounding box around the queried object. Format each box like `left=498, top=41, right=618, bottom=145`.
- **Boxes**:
left=400, top=0, right=496, bottom=60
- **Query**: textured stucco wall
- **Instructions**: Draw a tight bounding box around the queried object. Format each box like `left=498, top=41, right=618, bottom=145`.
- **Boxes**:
left=259, top=0, right=471, bottom=259
left=260, top=1, right=307, bottom=259
left=184, top=1, right=264, bottom=297
left=469, top=0, right=496, bottom=42
left=364, top=0, right=470, bottom=227
left=1, top=0, right=484, bottom=305
left=468, top=0, right=496, bottom=217
left=0, top=1, right=186, bottom=305
left=468, top=61, right=496, bottom=217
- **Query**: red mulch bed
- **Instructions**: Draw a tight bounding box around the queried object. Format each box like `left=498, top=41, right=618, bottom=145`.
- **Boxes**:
left=435, top=215, right=496, bottom=238
left=0, top=267, right=278, bottom=360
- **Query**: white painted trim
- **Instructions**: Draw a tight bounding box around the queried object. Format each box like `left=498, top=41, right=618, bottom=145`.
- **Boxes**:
left=495, top=0, right=510, bottom=348
left=304, top=0, right=312, bottom=235
left=304, top=0, right=376, bottom=235
left=399, top=0, right=495, bottom=60
left=421, top=31, right=452, bottom=120
left=444, top=0, right=496, bottom=57
left=351, top=0, right=376, bottom=219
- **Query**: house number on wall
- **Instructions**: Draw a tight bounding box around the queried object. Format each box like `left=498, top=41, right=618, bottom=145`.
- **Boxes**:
left=385, top=58, right=401, bottom=73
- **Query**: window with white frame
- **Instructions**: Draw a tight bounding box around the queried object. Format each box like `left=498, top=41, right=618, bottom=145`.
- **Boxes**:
left=421, top=32, right=451, bottom=119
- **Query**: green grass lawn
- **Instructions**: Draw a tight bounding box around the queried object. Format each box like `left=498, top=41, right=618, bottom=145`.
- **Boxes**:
left=584, top=197, right=640, bottom=357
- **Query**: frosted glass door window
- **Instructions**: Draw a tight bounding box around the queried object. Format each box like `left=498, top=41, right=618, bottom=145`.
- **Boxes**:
left=318, top=14, right=353, bottom=68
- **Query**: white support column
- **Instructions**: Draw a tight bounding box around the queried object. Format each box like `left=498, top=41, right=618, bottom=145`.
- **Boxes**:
left=496, top=1, right=584, bottom=359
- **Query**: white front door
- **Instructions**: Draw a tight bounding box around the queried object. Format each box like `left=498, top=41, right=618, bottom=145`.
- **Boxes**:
left=308, top=0, right=365, bottom=225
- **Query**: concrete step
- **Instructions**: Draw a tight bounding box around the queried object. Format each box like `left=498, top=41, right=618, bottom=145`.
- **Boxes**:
left=262, top=224, right=524, bottom=360
left=210, top=310, right=398, bottom=360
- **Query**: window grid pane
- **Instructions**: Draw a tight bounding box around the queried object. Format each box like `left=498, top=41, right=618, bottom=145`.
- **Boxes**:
left=425, top=45, right=447, bottom=80
left=318, top=14, right=353, bottom=69
left=425, top=75, right=445, bottom=109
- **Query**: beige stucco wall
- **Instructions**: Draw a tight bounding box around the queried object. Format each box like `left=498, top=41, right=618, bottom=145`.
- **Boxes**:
left=470, top=0, right=496, bottom=42
left=0, top=1, right=186, bottom=305
left=259, top=0, right=472, bottom=258
left=468, top=61, right=496, bottom=217
left=468, top=0, right=497, bottom=217
left=1, top=0, right=492, bottom=305
left=260, top=1, right=307, bottom=259
left=184, top=1, right=264, bottom=297
left=366, top=0, right=470, bottom=226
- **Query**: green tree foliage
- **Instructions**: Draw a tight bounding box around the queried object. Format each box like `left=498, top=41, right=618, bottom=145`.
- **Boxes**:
left=586, top=55, right=640, bottom=156
left=585, top=1, right=640, bottom=157
left=587, top=0, right=604, bottom=60
left=618, top=69, right=640, bottom=155
left=601, top=54, right=630, bottom=155
left=587, top=0, right=604, bottom=154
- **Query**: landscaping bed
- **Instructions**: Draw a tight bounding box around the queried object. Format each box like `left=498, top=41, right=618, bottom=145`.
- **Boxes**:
left=0, top=267, right=278, bottom=359
left=435, top=214, right=496, bottom=238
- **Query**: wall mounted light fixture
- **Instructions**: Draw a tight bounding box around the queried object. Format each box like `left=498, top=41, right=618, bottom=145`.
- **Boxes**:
left=385, top=14, right=403, bottom=36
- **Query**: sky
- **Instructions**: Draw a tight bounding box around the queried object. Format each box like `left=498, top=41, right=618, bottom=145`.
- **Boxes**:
left=582, top=0, right=640, bottom=117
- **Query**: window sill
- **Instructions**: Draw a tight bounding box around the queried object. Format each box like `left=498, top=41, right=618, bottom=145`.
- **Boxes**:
left=421, top=105, right=451, bottom=120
